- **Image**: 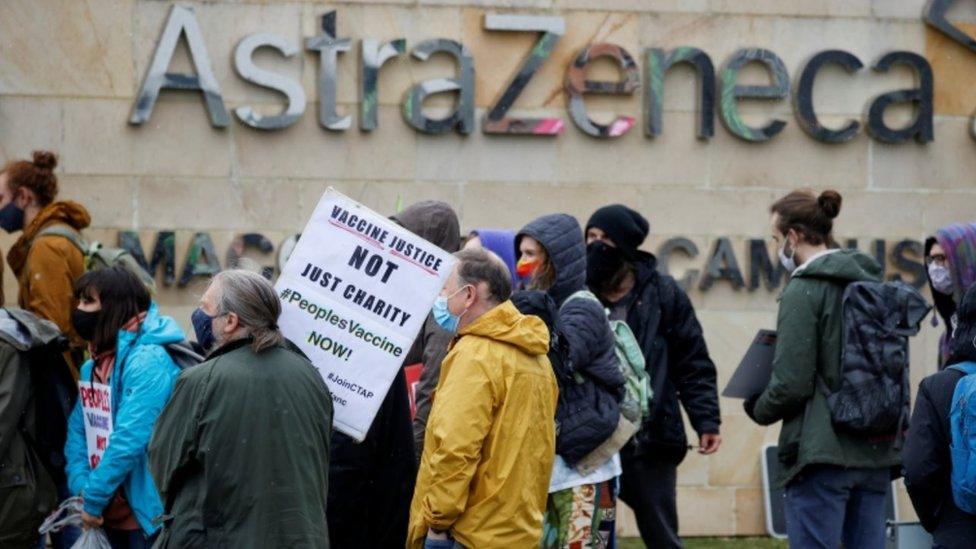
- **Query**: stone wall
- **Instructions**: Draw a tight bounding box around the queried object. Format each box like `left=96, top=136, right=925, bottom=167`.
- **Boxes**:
left=3, top=0, right=976, bottom=538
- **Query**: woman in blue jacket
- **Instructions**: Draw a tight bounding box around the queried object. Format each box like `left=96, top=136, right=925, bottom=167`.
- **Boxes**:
left=64, top=267, right=185, bottom=548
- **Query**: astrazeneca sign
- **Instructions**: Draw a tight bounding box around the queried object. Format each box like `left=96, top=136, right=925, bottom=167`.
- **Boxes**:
left=129, top=4, right=969, bottom=144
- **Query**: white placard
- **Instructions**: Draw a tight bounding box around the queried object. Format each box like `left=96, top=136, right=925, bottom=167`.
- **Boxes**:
left=79, top=381, right=113, bottom=469
left=275, top=188, right=456, bottom=441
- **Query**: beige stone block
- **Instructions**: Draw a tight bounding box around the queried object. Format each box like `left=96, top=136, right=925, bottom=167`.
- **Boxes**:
left=640, top=189, right=781, bottom=237
left=59, top=176, right=135, bottom=229
left=893, top=478, right=918, bottom=522
left=0, top=0, right=134, bottom=97
left=709, top=0, right=871, bottom=17
left=872, top=117, right=976, bottom=190
left=300, top=180, right=462, bottom=224
left=640, top=13, right=924, bottom=117
left=832, top=191, right=934, bottom=239
left=927, top=25, right=976, bottom=117
left=234, top=105, right=416, bottom=180
left=555, top=0, right=708, bottom=12
left=922, top=192, right=976, bottom=239
left=877, top=0, right=976, bottom=21
left=134, top=2, right=304, bottom=107
left=675, top=487, right=735, bottom=536
left=677, top=451, right=710, bottom=486
left=734, top=488, right=767, bottom=536
left=553, top=112, right=710, bottom=186
left=466, top=9, right=639, bottom=110
left=0, top=97, right=62, bottom=165
left=137, top=178, right=254, bottom=231
left=708, top=117, right=870, bottom=190
left=419, top=0, right=551, bottom=8
left=62, top=98, right=232, bottom=177
left=301, top=5, right=463, bottom=108
left=708, top=414, right=765, bottom=487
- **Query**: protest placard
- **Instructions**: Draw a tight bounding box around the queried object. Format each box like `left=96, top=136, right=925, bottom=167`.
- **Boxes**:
left=79, top=382, right=113, bottom=469
left=275, top=188, right=456, bottom=441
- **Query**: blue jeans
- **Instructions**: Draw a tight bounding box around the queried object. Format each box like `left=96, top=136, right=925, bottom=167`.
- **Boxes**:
left=423, top=537, right=463, bottom=549
left=785, top=465, right=889, bottom=549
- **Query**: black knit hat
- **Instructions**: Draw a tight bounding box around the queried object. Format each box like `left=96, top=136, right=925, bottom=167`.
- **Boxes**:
left=585, top=205, right=650, bottom=257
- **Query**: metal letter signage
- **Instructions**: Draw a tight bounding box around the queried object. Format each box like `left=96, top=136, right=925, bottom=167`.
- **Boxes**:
left=867, top=51, right=934, bottom=144
left=924, top=0, right=976, bottom=53
left=645, top=47, right=715, bottom=139
left=234, top=33, right=306, bottom=130
left=719, top=49, right=790, bottom=142
left=129, top=5, right=229, bottom=127
left=793, top=50, right=863, bottom=143
left=566, top=43, right=640, bottom=138
left=306, top=11, right=352, bottom=131
left=360, top=39, right=406, bottom=131
left=482, top=14, right=565, bottom=135
left=402, top=40, right=476, bottom=135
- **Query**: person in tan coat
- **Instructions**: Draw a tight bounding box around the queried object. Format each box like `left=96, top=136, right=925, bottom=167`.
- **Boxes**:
left=0, top=150, right=90, bottom=372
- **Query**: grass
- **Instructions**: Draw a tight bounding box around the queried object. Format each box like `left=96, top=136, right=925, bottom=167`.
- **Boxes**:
left=619, top=537, right=787, bottom=549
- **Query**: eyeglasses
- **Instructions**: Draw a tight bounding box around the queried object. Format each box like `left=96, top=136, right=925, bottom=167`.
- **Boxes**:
left=926, top=254, right=948, bottom=266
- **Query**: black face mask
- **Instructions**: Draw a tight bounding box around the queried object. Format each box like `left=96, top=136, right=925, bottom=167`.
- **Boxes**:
left=586, top=241, right=628, bottom=288
left=0, top=201, right=25, bottom=233
left=71, top=309, right=101, bottom=342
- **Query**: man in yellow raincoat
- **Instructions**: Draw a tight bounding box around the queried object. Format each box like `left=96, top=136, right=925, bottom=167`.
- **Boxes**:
left=408, top=248, right=558, bottom=549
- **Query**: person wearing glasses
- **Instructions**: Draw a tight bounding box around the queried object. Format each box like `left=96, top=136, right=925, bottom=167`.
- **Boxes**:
left=925, top=223, right=976, bottom=368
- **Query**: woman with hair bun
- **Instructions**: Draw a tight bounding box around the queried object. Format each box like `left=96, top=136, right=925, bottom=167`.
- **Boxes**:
left=0, top=150, right=91, bottom=371
left=743, top=189, right=899, bottom=549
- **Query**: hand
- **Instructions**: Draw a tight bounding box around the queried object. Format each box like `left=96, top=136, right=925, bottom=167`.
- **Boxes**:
left=698, top=433, right=722, bottom=455
left=427, top=528, right=449, bottom=541
left=80, top=510, right=103, bottom=530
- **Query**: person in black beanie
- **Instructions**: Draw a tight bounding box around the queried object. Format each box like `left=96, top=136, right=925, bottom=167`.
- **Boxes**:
left=585, top=204, right=722, bottom=549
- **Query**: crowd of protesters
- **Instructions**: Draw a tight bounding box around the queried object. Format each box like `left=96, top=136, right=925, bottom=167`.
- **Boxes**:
left=1, top=149, right=975, bottom=549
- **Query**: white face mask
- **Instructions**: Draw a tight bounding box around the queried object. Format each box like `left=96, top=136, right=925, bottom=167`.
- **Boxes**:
left=778, top=237, right=797, bottom=274
left=928, top=263, right=955, bottom=295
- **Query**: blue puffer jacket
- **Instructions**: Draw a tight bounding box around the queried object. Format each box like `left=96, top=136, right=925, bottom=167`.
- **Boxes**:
left=517, top=214, right=625, bottom=462
left=517, top=214, right=624, bottom=388
left=65, top=302, right=184, bottom=534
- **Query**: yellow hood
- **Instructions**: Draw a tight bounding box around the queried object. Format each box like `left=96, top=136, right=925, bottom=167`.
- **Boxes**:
left=459, top=300, right=550, bottom=357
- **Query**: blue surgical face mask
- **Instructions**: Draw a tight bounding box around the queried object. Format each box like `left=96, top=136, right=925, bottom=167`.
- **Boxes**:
left=433, top=285, right=472, bottom=333
left=191, top=307, right=217, bottom=352
left=0, top=201, right=25, bottom=233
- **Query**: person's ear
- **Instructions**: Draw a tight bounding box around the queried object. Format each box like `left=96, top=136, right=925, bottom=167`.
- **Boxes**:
left=464, top=284, right=477, bottom=308
left=223, top=312, right=240, bottom=334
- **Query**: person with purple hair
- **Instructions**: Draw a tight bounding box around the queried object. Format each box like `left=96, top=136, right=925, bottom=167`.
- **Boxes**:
left=463, top=229, right=518, bottom=287
left=925, top=222, right=976, bottom=368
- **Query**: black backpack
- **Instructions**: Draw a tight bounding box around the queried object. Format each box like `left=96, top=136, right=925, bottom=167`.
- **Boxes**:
left=821, top=281, right=930, bottom=438
left=20, top=336, right=77, bottom=485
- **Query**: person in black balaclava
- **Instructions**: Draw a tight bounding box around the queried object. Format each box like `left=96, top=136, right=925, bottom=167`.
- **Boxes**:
left=584, top=204, right=721, bottom=549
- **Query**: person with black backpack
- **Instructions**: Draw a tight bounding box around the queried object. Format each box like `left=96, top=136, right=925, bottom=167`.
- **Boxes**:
left=904, top=283, right=976, bottom=549
left=63, top=267, right=187, bottom=548
left=0, top=307, right=75, bottom=548
left=516, top=213, right=627, bottom=549
left=744, top=189, right=912, bottom=549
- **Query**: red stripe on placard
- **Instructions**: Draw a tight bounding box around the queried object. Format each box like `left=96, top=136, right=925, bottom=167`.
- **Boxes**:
left=328, top=219, right=385, bottom=250
left=391, top=250, right=439, bottom=276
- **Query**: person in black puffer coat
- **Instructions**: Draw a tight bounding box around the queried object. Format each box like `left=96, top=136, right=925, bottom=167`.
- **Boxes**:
left=585, top=204, right=721, bottom=549
left=904, top=283, right=976, bottom=549
left=517, top=213, right=625, bottom=549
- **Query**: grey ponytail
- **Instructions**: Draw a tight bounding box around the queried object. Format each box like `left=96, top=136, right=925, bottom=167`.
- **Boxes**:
left=213, top=269, right=284, bottom=353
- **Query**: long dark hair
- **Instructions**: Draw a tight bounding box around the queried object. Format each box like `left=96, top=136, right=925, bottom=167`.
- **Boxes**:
left=74, top=267, right=151, bottom=353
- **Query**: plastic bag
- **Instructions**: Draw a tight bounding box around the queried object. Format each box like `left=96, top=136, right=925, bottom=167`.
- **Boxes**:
left=39, top=497, right=111, bottom=549
left=71, top=528, right=112, bottom=549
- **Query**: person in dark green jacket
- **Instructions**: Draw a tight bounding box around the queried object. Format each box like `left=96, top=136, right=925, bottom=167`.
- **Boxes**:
left=744, top=189, right=897, bottom=549
left=149, top=270, right=333, bottom=549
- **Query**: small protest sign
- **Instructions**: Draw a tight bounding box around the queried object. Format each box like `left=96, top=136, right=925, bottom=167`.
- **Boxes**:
left=276, top=188, right=456, bottom=441
left=79, top=382, right=113, bottom=469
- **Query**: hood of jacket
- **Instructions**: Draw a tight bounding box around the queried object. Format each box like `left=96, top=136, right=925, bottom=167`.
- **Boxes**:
left=792, top=249, right=883, bottom=284
left=392, top=200, right=460, bottom=253
left=116, top=302, right=187, bottom=363
left=459, top=300, right=549, bottom=356
left=8, top=200, right=92, bottom=274
left=517, top=214, right=586, bottom=305
left=925, top=223, right=976, bottom=329
left=0, top=308, right=62, bottom=351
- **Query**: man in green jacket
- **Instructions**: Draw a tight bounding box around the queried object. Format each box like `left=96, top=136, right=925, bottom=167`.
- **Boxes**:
left=745, top=190, right=898, bottom=549
left=149, top=270, right=333, bottom=548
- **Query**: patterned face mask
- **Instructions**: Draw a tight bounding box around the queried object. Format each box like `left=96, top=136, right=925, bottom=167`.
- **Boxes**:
left=929, top=263, right=955, bottom=295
